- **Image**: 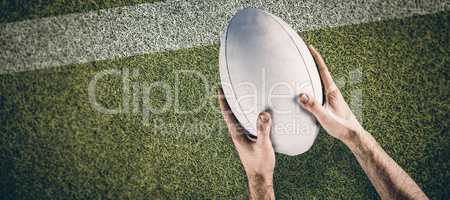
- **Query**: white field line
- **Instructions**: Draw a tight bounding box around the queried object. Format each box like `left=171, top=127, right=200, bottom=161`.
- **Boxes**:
left=0, top=0, right=448, bottom=73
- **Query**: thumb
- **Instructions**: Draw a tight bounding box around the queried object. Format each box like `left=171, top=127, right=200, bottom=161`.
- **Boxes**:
left=256, top=112, right=272, bottom=144
left=297, top=93, right=330, bottom=125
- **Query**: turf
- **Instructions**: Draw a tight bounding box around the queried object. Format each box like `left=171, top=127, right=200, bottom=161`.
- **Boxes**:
left=0, top=11, right=449, bottom=199
left=0, top=0, right=161, bottom=23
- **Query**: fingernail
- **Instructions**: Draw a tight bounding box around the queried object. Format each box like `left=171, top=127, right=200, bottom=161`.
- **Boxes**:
left=259, top=112, right=270, bottom=122
left=299, top=93, right=309, bottom=104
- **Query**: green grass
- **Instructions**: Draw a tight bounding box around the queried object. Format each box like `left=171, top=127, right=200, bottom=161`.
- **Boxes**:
left=0, top=11, right=448, bottom=199
left=0, top=0, right=162, bottom=23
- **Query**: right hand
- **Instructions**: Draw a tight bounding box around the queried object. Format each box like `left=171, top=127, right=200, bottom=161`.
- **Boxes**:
left=297, top=46, right=365, bottom=144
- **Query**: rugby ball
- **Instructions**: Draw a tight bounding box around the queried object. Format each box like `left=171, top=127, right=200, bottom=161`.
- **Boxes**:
left=219, top=8, right=323, bottom=155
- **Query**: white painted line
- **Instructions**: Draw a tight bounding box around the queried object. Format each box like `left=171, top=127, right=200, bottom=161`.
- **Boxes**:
left=0, top=0, right=447, bottom=73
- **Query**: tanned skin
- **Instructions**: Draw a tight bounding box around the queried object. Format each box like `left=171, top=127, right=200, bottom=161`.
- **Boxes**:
left=218, top=89, right=275, bottom=200
left=218, top=46, right=428, bottom=200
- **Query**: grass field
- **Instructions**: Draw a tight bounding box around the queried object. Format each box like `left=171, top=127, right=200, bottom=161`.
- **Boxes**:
left=0, top=0, right=161, bottom=23
left=0, top=2, right=449, bottom=200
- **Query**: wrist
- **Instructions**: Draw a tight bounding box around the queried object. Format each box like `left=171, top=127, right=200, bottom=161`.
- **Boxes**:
left=341, top=128, right=371, bottom=151
left=247, top=172, right=273, bottom=185
left=247, top=173, right=275, bottom=200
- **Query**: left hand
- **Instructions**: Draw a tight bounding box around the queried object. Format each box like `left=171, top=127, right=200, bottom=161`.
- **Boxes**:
left=218, top=88, right=275, bottom=181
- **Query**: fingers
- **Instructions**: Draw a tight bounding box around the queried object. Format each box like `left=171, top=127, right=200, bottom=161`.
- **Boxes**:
left=298, top=93, right=332, bottom=126
left=256, top=112, right=272, bottom=144
left=217, top=88, right=246, bottom=144
left=308, top=45, right=338, bottom=95
left=218, top=88, right=237, bottom=125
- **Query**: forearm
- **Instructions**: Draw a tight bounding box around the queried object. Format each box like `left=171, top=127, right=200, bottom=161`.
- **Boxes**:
left=344, top=130, right=428, bottom=200
left=247, top=174, right=275, bottom=200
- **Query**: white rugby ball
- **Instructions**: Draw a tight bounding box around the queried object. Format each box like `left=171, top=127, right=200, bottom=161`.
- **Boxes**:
left=219, top=8, right=323, bottom=155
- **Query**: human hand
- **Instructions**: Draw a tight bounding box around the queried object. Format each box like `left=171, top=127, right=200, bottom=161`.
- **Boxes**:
left=218, top=88, right=275, bottom=199
left=298, top=47, right=430, bottom=200
left=297, top=46, right=366, bottom=146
